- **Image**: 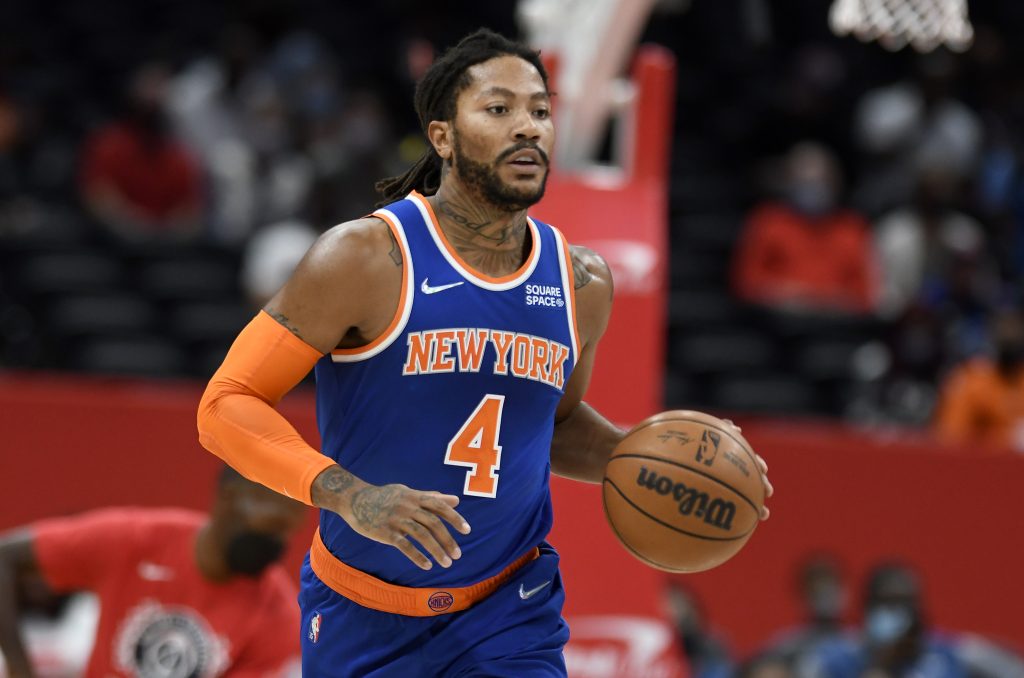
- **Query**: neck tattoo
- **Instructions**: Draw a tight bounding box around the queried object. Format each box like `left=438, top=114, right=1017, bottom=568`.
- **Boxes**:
left=433, top=187, right=530, bottom=275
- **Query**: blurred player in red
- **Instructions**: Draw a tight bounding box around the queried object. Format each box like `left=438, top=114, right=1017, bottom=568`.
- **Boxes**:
left=0, top=467, right=306, bottom=678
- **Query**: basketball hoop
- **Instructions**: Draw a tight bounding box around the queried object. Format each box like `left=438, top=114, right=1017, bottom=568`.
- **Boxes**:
left=829, top=0, right=973, bottom=53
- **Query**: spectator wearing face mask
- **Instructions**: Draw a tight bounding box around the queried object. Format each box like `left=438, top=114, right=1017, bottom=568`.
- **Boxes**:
left=0, top=466, right=307, bottom=678
left=934, top=307, right=1024, bottom=453
left=732, top=141, right=878, bottom=315
left=662, top=581, right=734, bottom=678
left=762, top=554, right=851, bottom=666
left=799, top=562, right=966, bottom=678
left=80, top=62, right=205, bottom=242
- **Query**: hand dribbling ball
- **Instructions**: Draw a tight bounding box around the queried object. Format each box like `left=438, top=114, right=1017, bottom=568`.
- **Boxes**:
left=602, top=410, right=765, bottom=572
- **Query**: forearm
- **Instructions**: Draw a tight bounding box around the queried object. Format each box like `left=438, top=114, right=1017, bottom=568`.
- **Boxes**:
left=197, top=311, right=335, bottom=505
left=309, top=465, right=371, bottom=519
left=550, top=402, right=625, bottom=483
left=198, top=383, right=336, bottom=505
left=0, top=546, right=35, bottom=677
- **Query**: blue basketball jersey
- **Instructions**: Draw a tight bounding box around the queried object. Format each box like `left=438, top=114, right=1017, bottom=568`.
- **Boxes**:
left=313, top=191, right=580, bottom=589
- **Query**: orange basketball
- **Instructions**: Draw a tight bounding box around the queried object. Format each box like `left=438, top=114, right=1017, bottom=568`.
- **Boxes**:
left=602, top=410, right=765, bottom=572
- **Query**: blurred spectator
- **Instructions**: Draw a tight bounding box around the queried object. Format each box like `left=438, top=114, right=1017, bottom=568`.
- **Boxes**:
left=762, top=554, right=850, bottom=666
left=739, top=653, right=796, bottom=678
left=934, top=307, right=1024, bottom=452
left=0, top=592, right=96, bottom=678
left=799, top=562, right=966, bottom=678
left=955, top=633, right=1024, bottom=678
left=858, top=167, right=1001, bottom=427
left=732, top=142, right=877, bottom=315
left=663, top=580, right=734, bottom=678
left=0, top=94, right=20, bottom=197
left=241, top=219, right=318, bottom=308
left=874, top=168, right=996, bottom=322
left=169, top=29, right=336, bottom=244
left=0, top=466, right=306, bottom=677
left=852, top=49, right=983, bottom=216
left=79, top=63, right=204, bottom=242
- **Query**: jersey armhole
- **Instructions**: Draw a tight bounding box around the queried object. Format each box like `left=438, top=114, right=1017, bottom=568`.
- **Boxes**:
left=551, top=226, right=581, bottom=366
left=330, top=209, right=415, bottom=362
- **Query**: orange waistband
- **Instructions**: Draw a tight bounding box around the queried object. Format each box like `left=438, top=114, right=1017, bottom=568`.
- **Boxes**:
left=309, top=529, right=539, bottom=617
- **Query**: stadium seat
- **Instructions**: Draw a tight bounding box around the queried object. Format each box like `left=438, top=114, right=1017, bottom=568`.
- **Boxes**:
left=668, top=288, right=744, bottom=330
left=137, top=259, right=238, bottom=303
left=169, top=301, right=253, bottom=345
left=711, top=374, right=818, bottom=415
left=46, top=294, right=156, bottom=338
left=671, top=330, right=777, bottom=374
left=72, top=337, right=187, bottom=378
left=18, top=252, right=122, bottom=296
left=795, top=339, right=861, bottom=381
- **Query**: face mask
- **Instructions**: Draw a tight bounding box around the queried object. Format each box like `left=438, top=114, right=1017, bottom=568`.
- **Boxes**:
left=809, top=584, right=845, bottom=622
left=865, top=605, right=913, bottom=646
left=225, top=531, right=285, bottom=576
left=788, top=183, right=834, bottom=216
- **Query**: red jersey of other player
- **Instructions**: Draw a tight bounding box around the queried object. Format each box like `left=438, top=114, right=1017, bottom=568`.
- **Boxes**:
left=0, top=468, right=307, bottom=678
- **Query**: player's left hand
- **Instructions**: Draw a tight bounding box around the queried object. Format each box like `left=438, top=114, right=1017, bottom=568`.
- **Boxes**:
left=724, top=419, right=772, bottom=521
left=755, top=453, right=772, bottom=520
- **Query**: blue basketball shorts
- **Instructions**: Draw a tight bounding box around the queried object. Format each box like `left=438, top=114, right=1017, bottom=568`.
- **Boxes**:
left=298, top=542, right=569, bottom=677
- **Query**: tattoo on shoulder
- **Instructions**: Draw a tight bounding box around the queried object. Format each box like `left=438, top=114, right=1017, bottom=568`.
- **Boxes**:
left=268, top=311, right=306, bottom=340
left=571, top=252, right=594, bottom=290
left=384, top=225, right=403, bottom=267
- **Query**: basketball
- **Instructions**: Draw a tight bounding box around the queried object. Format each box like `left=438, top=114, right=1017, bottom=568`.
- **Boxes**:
left=602, top=410, right=765, bottom=573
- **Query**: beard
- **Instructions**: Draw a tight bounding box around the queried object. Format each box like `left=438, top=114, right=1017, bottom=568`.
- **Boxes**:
left=224, top=530, right=285, bottom=577
left=452, top=133, right=549, bottom=212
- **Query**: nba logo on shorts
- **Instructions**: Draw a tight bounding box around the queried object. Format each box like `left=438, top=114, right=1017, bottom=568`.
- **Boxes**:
left=308, top=612, right=322, bottom=643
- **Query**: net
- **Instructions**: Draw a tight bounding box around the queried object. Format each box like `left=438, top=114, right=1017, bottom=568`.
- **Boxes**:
left=829, top=0, right=974, bottom=53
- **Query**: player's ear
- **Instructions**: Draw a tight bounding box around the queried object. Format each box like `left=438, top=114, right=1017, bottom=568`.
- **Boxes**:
left=427, top=120, right=452, bottom=162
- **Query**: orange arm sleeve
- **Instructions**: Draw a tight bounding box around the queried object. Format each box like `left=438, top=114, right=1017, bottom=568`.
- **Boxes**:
left=197, top=310, right=336, bottom=506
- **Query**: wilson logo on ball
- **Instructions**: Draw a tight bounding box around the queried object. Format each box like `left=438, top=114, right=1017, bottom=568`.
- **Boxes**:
left=636, top=467, right=736, bottom=530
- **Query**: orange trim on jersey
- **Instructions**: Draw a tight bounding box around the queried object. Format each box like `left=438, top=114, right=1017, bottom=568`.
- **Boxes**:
left=555, top=229, right=582, bottom=362
left=331, top=211, right=410, bottom=358
left=197, top=311, right=335, bottom=506
left=309, top=529, right=539, bottom=616
left=410, top=191, right=540, bottom=285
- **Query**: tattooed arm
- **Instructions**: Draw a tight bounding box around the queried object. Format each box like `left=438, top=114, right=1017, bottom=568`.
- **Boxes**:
left=262, top=217, right=404, bottom=352
left=310, top=467, right=469, bottom=571
left=550, top=246, right=624, bottom=483
left=199, top=217, right=468, bottom=570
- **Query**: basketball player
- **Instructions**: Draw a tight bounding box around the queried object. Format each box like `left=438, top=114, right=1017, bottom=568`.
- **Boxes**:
left=0, top=467, right=305, bottom=677
left=197, top=29, right=772, bottom=676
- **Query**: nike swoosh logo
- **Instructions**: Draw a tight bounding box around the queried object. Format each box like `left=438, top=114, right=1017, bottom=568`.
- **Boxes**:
left=518, top=580, right=551, bottom=600
left=421, top=279, right=465, bottom=295
left=137, top=562, right=175, bottom=581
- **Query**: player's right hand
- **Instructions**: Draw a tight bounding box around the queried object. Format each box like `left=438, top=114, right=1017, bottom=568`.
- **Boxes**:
left=343, top=483, right=471, bottom=570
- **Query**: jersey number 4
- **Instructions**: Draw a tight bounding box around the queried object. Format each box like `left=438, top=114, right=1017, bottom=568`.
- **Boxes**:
left=445, top=394, right=504, bottom=498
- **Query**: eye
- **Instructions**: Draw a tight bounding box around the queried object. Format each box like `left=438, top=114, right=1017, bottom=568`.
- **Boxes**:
left=533, top=108, right=550, bottom=119
left=487, top=105, right=509, bottom=115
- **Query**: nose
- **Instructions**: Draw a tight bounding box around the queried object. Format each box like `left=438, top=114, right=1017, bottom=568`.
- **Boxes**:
left=512, top=108, right=541, bottom=141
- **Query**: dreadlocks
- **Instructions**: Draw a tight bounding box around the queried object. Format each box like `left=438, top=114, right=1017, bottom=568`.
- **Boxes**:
left=375, top=29, right=549, bottom=206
